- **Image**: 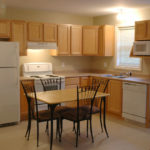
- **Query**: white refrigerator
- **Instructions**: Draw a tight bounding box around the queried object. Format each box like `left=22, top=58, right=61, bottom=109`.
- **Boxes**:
left=0, top=42, right=20, bottom=125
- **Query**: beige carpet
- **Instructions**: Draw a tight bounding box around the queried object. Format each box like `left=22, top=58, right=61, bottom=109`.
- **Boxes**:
left=0, top=114, right=150, bottom=150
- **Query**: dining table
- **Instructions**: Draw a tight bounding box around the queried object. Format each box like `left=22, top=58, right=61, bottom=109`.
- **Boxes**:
left=29, top=88, right=110, bottom=150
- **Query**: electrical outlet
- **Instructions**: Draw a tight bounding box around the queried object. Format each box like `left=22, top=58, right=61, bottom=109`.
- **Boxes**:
left=62, top=62, right=65, bottom=68
left=104, top=62, right=107, bottom=68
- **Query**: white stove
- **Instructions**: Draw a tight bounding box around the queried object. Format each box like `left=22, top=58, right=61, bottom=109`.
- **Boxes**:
left=23, top=62, right=65, bottom=111
left=23, top=62, right=65, bottom=92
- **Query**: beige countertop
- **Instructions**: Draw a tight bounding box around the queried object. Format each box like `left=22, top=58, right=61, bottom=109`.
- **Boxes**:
left=20, top=72, right=150, bottom=84
left=54, top=72, right=150, bottom=84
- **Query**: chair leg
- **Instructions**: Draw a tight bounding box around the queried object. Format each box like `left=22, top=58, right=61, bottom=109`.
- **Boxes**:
left=60, top=118, right=63, bottom=134
left=79, top=122, right=80, bottom=136
left=90, top=119, right=94, bottom=143
left=27, top=118, right=31, bottom=141
left=103, top=98, right=109, bottom=138
left=58, top=119, right=61, bottom=142
left=56, top=119, right=59, bottom=139
left=100, top=100, right=103, bottom=132
left=86, top=120, right=88, bottom=138
left=73, top=121, right=75, bottom=131
left=76, top=121, right=79, bottom=147
left=37, top=122, right=39, bottom=147
left=45, top=121, right=49, bottom=136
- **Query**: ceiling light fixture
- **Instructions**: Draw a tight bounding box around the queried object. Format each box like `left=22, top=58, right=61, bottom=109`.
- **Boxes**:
left=117, top=9, right=124, bottom=21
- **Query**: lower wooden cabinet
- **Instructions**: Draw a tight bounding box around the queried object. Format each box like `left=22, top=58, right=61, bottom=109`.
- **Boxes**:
left=20, top=80, right=34, bottom=121
left=20, top=82, right=28, bottom=121
left=80, top=76, right=89, bottom=86
left=107, top=80, right=122, bottom=116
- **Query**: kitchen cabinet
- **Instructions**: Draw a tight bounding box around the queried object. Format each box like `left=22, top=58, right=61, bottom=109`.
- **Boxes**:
left=20, top=83, right=28, bottom=121
left=0, top=20, right=10, bottom=38
left=80, top=76, right=89, bottom=86
left=135, top=20, right=150, bottom=41
left=44, top=23, right=57, bottom=42
left=57, top=24, right=70, bottom=55
left=28, top=22, right=43, bottom=42
left=70, top=25, right=82, bottom=55
left=99, top=25, right=115, bottom=56
left=11, top=20, right=27, bottom=56
left=83, top=26, right=99, bottom=56
left=107, top=80, right=122, bottom=116
left=20, top=80, right=34, bottom=121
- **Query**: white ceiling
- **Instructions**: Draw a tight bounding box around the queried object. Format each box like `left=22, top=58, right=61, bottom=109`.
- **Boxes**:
left=3, top=0, right=150, bottom=16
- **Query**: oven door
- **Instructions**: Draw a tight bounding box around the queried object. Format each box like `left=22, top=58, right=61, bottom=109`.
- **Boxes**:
left=133, top=41, right=150, bottom=55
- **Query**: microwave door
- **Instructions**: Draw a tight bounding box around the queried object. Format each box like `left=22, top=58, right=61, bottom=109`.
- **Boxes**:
left=133, top=42, right=148, bottom=55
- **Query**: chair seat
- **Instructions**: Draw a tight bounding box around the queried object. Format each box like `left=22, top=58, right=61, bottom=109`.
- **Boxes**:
left=61, top=108, right=90, bottom=122
left=55, top=105, right=72, bottom=113
left=80, top=105, right=100, bottom=114
left=34, top=110, right=59, bottom=122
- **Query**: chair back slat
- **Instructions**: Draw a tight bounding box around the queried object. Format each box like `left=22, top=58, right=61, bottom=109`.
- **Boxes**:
left=40, top=78, right=61, bottom=91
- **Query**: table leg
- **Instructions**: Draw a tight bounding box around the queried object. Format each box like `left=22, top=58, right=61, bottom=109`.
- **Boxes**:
left=103, top=97, right=109, bottom=138
left=49, top=104, right=57, bottom=150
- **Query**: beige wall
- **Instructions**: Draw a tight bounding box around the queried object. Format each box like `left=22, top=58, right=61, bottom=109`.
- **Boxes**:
left=0, top=7, right=93, bottom=75
left=93, top=8, right=150, bottom=75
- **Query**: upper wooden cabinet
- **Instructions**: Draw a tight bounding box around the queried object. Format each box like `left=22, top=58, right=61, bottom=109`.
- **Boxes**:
left=83, top=26, right=99, bottom=56
left=57, top=24, right=70, bottom=55
left=135, top=21, right=147, bottom=41
left=99, top=25, right=115, bottom=56
left=0, top=20, right=10, bottom=38
left=70, top=25, right=82, bottom=56
left=107, top=80, right=122, bottom=116
left=44, top=23, right=57, bottom=42
left=11, top=20, right=27, bottom=56
left=135, top=20, right=150, bottom=41
left=28, top=22, right=43, bottom=42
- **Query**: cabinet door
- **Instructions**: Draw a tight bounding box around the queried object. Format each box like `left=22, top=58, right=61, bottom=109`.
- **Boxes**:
left=83, top=26, right=99, bottom=56
left=57, top=24, right=70, bottom=55
left=28, top=22, right=43, bottom=42
left=44, top=23, right=57, bottom=42
left=107, top=80, right=122, bottom=116
left=70, top=25, right=82, bottom=55
left=80, top=76, right=89, bottom=86
left=135, top=21, right=147, bottom=41
left=146, top=21, right=150, bottom=40
left=0, top=20, right=10, bottom=38
left=11, top=21, right=27, bottom=56
left=99, top=25, right=114, bottom=56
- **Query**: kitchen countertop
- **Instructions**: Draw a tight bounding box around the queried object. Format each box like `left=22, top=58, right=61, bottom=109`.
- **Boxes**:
left=20, top=73, right=150, bottom=84
left=54, top=72, right=150, bottom=84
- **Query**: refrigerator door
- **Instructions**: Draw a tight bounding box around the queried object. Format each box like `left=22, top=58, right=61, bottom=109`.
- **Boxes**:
left=0, top=42, right=19, bottom=67
left=0, top=68, right=20, bottom=124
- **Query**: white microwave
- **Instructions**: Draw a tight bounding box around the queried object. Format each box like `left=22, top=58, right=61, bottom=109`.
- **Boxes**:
left=133, top=41, right=150, bottom=55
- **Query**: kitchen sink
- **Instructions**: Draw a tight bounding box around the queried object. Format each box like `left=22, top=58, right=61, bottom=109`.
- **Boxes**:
left=101, top=74, right=128, bottom=78
left=112, top=75, right=127, bottom=78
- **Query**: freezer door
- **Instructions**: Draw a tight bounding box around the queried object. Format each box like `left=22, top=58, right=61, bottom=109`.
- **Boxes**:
left=0, top=68, right=20, bottom=124
left=0, top=42, right=19, bottom=67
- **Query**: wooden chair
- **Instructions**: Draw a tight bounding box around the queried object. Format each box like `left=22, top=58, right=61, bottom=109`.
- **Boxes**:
left=60, top=84, right=100, bottom=147
left=21, top=80, right=60, bottom=147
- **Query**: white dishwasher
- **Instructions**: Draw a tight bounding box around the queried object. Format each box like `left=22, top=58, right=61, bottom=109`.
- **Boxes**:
left=122, top=82, right=147, bottom=123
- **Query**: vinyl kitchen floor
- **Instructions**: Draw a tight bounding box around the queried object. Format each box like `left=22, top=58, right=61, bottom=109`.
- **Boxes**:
left=0, top=114, right=150, bottom=150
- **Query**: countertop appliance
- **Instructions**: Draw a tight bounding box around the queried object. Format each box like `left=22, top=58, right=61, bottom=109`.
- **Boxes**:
left=133, top=41, right=150, bottom=55
left=122, top=82, right=147, bottom=123
left=0, top=42, right=20, bottom=125
left=23, top=62, right=65, bottom=110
